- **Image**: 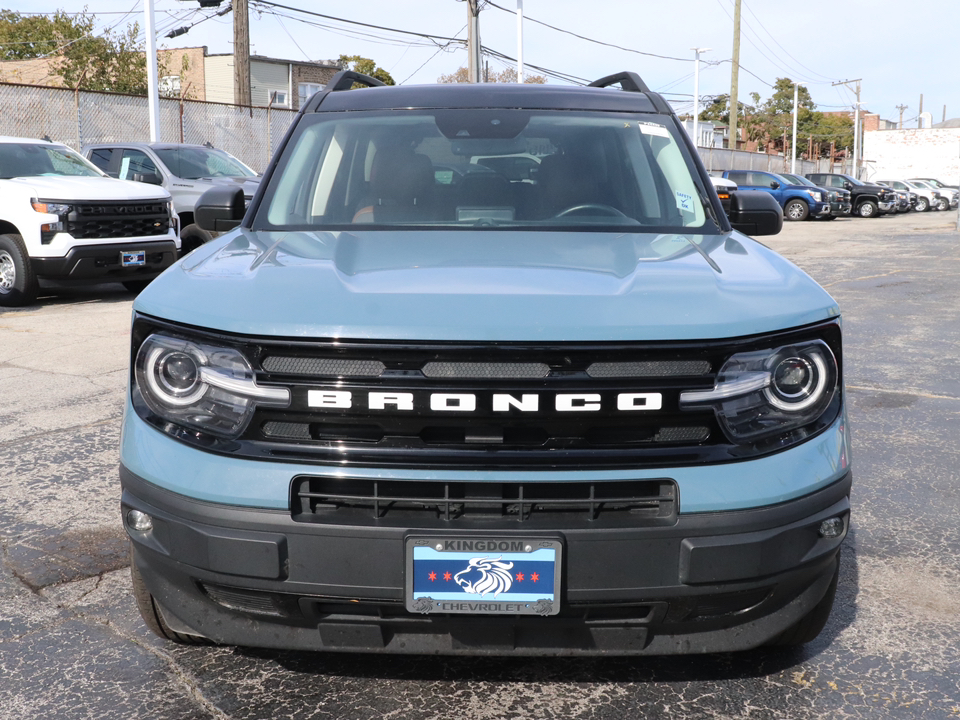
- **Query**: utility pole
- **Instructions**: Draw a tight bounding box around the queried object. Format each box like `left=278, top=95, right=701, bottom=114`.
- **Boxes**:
left=918, top=94, right=924, bottom=127
left=791, top=80, right=806, bottom=174
left=896, top=104, right=908, bottom=129
left=467, top=0, right=481, bottom=83
left=234, top=0, right=251, bottom=106
left=692, top=48, right=710, bottom=149
left=728, top=0, right=742, bottom=149
left=833, top=79, right=861, bottom=178
left=143, top=0, right=160, bottom=141
left=516, top=0, right=524, bottom=83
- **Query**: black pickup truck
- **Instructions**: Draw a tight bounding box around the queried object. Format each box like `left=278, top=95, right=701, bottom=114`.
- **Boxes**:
left=806, top=173, right=897, bottom=218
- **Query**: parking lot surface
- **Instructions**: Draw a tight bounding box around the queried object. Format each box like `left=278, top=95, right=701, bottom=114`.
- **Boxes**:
left=1, top=211, right=959, bottom=719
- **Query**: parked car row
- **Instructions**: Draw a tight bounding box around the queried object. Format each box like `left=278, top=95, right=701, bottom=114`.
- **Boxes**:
left=716, top=169, right=959, bottom=221
left=0, top=135, right=260, bottom=307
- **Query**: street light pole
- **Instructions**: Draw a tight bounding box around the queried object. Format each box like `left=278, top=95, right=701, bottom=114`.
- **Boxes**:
left=791, top=81, right=806, bottom=174
left=691, top=48, right=710, bottom=149
left=516, top=0, right=524, bottom=83
left=143, top=0, right=160, bottom=141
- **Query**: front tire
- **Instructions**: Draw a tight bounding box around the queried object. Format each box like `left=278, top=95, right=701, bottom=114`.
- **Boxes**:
left=0, top=233, right=38, bottom=307
left=938, top=197, right=950, bottom=211
left=915, top=197, right=929, bottom=212
left=857, top=199, right=879, bottom=218
left=179, top=223, right=213, bottom=256
left=784, top=199, right=809, bottom=221
left=130, top=546, right=210, bottom=645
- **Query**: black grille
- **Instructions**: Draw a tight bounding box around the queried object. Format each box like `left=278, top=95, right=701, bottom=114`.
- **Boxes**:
left=66, top=202, right=169, bottom=240
left=293, top=476, right=677, bottom=525
left=132, top=316, right=843, bottom=470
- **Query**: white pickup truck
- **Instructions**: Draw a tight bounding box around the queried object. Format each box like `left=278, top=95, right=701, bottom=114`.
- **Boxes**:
left=82, top=142, right=260, bottom=254
left=0, top=136, right=178, bottom=307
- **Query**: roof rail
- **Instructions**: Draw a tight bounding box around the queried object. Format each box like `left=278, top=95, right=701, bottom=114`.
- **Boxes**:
left=325, top=70, right=387, bottom=92
left=588, top=72, right=650, bottom=94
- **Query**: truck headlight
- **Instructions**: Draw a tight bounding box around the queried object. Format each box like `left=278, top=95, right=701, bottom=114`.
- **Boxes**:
left=134, top=333, right=289, bottom=438
left=806, top=191, right=823, bottom=202
left=679, top=339, right=838, bottom=442
left=31, top=199, right=71, bottom=216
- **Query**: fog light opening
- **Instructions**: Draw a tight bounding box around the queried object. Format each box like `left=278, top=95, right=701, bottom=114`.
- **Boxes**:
left=126, top=509, right=153, bottom=532
left=818, top=516, right=844, bottom=539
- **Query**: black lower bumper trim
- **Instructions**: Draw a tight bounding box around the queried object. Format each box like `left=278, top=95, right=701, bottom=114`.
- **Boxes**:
left=121, top=465, right=851, bottom=655
left=32, top=240, right=178, bottom=282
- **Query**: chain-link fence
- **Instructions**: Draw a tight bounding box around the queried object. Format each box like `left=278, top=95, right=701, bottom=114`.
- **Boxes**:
left=697, top=146, right=848, bottom=176
left=0, top=82, right=296, bottom=173
left=2, top=81, right=856, bottom=179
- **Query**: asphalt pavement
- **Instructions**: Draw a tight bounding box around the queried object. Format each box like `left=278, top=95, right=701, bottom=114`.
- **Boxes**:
left=1, top=210, right=959, bottom=719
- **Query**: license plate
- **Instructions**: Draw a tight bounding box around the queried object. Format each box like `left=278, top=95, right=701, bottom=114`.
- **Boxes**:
left=405, top=537, right=562, bottom=616
left=121, top=250, right=145, bottom=267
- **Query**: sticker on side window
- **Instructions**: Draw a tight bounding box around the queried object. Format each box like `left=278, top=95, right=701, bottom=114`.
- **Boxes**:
left=675, top=190, right=694, bottom=213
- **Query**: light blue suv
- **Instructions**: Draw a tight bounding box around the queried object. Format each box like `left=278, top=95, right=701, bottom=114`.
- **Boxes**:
left=120, top=70, right=851, bottom=656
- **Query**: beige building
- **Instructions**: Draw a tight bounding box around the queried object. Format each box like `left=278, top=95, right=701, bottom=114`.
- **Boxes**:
left=204, top=54, right=340, bottom=109
left=0, top=48, right=339, bottom=109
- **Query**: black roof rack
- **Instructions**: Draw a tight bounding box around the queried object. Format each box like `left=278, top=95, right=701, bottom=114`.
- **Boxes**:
left=588, top=72, right=650, bottom=93
left=325, top=70, right=386, bottom=92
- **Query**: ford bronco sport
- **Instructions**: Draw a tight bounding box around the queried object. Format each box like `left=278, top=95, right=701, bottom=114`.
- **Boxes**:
left=121, top=71, right=851, bottom=655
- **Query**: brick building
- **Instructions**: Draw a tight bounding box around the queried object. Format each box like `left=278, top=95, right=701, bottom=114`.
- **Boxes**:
left=0, top=48, right=340, bottom=109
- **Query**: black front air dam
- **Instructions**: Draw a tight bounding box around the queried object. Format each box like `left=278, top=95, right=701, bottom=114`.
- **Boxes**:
left=121, top=465, right=851, bottom=655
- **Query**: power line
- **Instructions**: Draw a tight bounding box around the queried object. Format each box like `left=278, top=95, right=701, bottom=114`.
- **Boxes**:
left=484, top=0, right=693, bottom=63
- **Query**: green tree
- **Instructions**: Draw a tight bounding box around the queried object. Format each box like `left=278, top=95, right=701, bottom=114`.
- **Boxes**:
left=0, top=8, right=147, bottom=93
left=338, top=54, right=396, bottom=86
left=437, top=66, right=547, bottom=84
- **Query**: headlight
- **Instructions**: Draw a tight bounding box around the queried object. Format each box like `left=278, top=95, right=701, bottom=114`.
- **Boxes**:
left=679, top=339, right=838, bottom=443
left=134, top=333, right=289, bottom=438
left=167, top=200, right=179, bottom=234
left=31, top=199, right=71, bottom=215
left=806, top=191, right=822, bottom=202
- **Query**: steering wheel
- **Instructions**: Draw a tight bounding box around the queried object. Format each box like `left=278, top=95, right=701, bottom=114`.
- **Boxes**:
left=554, top=204, right=628, bottom=218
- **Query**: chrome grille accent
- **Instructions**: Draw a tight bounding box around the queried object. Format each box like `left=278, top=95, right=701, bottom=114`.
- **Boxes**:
left=262, top=357, right=385, bottom=376
left=421, top=362, right=550, bottom=379
left=586, top=360, right=710, bottom=378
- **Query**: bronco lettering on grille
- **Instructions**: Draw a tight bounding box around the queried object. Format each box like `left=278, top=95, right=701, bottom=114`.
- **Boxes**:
left=305, top=390, right=663, bottom=412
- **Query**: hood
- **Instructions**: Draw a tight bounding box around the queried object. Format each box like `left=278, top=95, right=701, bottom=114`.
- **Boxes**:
left=135, top=229, right=839, bottom=342
left=194, top=176, right=261, bottom=196
left=5, top=175, right=170, bottom=201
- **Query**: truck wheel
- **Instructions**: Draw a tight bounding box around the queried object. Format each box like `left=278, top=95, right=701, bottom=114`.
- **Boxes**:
left=0, top=233, right=39, bottom=307
left=767, top=552, right=840, bottom=647
left=857, top=200, right=879, bottom=218
left=180, top=224, right=213, bottom=256
left=784, top=199, right=809, bottom=221
left=938, top=197, right=950, bottom=211
left=914, top=197, right=929, bottom=212
left=122, top=280, right=152, bottom=294
left=130, top=546, right=210, bottom=645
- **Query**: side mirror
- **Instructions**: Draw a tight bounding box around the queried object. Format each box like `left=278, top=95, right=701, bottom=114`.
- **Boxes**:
left=727, top=190, right=783, bottom=236
left=843, top=181, right=853, bottom=190
left=770, top=181, right=780, bottom=189
left=132, top=172, right=162, bottom=185
left=195, top=186, right=245, bottom=232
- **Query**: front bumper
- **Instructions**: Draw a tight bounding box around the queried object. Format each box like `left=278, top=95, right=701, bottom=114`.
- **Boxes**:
left=31, top=240, right=178, bottom=283
left=122, top=465, right=851, bottom=655
left=831, top=201, right=852, bottom=216
left=878, top=200, right=897, bottom=213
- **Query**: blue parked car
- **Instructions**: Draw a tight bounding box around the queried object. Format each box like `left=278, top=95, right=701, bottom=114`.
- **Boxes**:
left=120, top=70, right=851, bottom=656
left=723, top=169, right=831, bottom=221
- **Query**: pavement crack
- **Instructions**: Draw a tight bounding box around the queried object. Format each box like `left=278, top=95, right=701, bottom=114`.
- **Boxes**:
left=821, top=270, right=903, bottom=288
left=0, top=414, right=121, bottom=448
left=846, top=383, right=960, bottom=402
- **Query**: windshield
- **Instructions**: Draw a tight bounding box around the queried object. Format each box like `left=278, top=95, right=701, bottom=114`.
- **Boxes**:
left=846, top=176, right=865, bottom=186
left=781, top=173, right=817, bottom=187
left=154, top=147, right=256, bottom=180
left=911, top=180, right=932, bottom=189
left=0, top=143, right=103, bottom=179
left=258, top=109, right=715, bottom=233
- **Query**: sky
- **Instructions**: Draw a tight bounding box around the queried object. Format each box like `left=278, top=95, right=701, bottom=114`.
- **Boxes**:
left=5, top=0, right=956, bottom=127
